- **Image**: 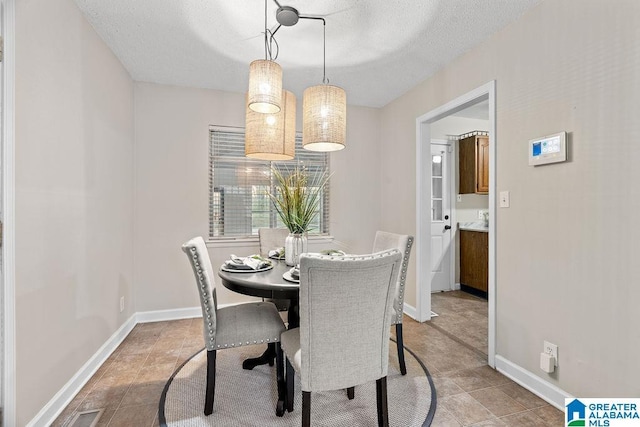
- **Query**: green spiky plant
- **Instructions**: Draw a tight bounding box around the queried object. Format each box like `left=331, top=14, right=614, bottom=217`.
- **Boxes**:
left=268, top=165, right=330, bottom=235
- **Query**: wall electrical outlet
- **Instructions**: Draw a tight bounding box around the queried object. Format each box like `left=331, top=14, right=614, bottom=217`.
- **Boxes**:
left=457, top=194, right=462, bottom=202
left=544, top=341, right=558, bottom=366
left=120, top=296, right=125, bottom=313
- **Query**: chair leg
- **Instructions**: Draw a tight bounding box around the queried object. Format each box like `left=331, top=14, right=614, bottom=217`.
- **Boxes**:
left=268, top=342, right=276, bottom=366
left=204, top=350, right=216, bottom=415
left=346, top=386, right=355, bottom=400
left=396, top=323, right=407, bottom=375
left=286, top=357, right=295, bottom=412
left=275, top=343, right=286, bottom=416
left=302, top=391, right=311, bottom=427
left=376, top=376, right=389, bottom=427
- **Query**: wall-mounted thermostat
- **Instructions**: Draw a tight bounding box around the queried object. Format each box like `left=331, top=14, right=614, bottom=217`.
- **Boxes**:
left=528, top=131, right=567, bottom=166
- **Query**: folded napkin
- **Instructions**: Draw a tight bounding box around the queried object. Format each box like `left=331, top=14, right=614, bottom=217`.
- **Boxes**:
left=268, top=247, right=285, bottom=259
left=225, top=254, right=271, bottom=270
left=320, top=249, right=346, bottom=256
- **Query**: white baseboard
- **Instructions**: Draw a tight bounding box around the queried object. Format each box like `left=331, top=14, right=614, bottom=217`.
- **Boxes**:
left=402, top=302, right=418, bottom=320
left=136, top=306, right=201, bottom=323
left=27, top=314, right=138, bottom=427
left=494, top=355, right=572, bottom=410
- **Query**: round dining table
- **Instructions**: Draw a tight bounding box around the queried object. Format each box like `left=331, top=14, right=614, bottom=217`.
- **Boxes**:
left=218, top=259, right=299, bottom=310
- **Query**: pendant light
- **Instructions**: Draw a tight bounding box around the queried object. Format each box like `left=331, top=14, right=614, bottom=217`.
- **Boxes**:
left=245, top=89, right=296, bottom=160
left=248, top=60, right=282, bottom=114
left=302, top=20, right=346, bottom=152
left=247, top=0, right=282, bottom=114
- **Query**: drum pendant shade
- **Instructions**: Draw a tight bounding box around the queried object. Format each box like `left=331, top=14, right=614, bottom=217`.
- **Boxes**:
left=302, top=84, right=346, bottom=152
left=245, top=90, right=296, bottom=161
left=248, top=59, right=283, bottom=114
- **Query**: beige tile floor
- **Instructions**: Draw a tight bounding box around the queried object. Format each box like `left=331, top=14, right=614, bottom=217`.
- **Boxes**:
left=53, top=291, right=563, bottom=426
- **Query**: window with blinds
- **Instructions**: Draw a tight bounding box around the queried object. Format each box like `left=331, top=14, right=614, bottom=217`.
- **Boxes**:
left=209, top=126, right=330, bottom=239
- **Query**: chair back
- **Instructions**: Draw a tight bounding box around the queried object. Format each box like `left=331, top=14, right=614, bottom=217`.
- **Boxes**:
left=258, top=228, right=290, bottom=256
left=372, top=231, right=414, bottom=324
left=297, top=250, right=402, bottom=392
left=181, top=236, right=218, bottom=351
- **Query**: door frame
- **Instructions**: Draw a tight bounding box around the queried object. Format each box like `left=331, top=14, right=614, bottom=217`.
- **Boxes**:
left=415, top=80, right=496, bottom=367
left=2, top=0, right=16, bottom=424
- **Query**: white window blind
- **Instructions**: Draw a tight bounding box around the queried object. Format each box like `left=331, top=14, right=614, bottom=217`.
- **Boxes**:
left=209, top=126, right=330, bottom=239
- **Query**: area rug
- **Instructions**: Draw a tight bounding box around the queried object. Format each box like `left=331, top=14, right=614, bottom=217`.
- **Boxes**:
left=159, top=340, right=436, bottom=426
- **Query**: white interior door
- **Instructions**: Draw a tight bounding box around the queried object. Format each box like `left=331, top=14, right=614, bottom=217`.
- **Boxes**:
left=430, top=143, right=453, bottom=292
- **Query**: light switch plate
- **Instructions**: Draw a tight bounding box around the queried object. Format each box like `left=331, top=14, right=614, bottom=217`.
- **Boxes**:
left=499, top=191, right=510, bottom=208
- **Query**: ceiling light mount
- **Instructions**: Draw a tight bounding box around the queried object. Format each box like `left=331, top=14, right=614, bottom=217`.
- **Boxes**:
left=271, top=0, right=325, bottom=36
left=275, top=5, right=299, bottom=27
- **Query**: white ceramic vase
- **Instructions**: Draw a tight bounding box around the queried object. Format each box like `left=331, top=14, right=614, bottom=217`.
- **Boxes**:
left=285, top=233, right=308, bottom=266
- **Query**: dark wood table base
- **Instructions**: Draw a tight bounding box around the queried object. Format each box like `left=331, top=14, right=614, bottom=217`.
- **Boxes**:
left=242, top=343, right=277, bottom=370
left=241, top=301, right=299, bottom=370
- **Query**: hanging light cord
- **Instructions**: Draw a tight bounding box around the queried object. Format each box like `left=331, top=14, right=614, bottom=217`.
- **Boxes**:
left=322, top=19, right=327, bottom=84
left=263, top=0, right=279, bottom=61
left=262, top=0, right=329, bottom=81
left=297, top=16, right=328, bottom=83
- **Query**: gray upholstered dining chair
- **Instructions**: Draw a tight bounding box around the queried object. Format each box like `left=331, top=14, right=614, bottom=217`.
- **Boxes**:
left=280, top=250, right=402, bottom=427
left=373, top=231, right=414, bottom=375
left=258, top=227, right=291, bottom=312
left=181, top=236, right=286, bottom=415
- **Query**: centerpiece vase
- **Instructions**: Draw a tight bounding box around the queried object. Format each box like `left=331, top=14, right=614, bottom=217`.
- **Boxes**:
left=285, top=232, right=308, bottom=266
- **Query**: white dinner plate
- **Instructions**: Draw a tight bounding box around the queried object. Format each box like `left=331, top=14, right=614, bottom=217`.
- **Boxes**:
left=282, top=271, right=299, bottom=283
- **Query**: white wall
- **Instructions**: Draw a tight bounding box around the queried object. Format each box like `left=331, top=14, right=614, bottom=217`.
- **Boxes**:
left=133, top=82, right=382, bottom=311
left=15, top=0, right=135, bottom=424
left=380, top=0, right=640, bottom=397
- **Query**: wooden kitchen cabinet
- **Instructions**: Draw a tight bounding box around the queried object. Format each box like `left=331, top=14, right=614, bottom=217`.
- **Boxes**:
left=460, top=230, right=488, bottom=297
left=459, top=134, right=489, bottom=194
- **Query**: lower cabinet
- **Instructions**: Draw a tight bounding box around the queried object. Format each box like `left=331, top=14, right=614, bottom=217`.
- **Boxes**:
left=460, top=230, right=488, bottom=296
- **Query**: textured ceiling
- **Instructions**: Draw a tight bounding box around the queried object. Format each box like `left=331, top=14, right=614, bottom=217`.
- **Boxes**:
left=74, top=0, right=541, bottom=108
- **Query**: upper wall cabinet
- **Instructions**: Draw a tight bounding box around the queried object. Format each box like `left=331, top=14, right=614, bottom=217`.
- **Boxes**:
left=459, top=134, right=489, bottom=194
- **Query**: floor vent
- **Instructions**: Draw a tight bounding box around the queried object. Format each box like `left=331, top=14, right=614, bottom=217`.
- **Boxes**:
left=67, top=409, right=104, bottom=427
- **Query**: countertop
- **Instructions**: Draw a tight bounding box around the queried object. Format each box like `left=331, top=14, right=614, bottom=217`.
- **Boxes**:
left=458, top=221, right=489, bottom=233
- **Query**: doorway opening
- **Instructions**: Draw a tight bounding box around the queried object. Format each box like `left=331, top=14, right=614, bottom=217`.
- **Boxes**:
left=415, top=81, right=496, bottom=367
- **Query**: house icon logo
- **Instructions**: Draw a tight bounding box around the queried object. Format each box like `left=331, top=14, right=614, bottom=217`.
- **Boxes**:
left=566, top=399, right=586, bottom=426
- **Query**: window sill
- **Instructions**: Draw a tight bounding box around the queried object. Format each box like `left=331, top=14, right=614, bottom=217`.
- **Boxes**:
left=206, top=235, right=335, bottom=249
